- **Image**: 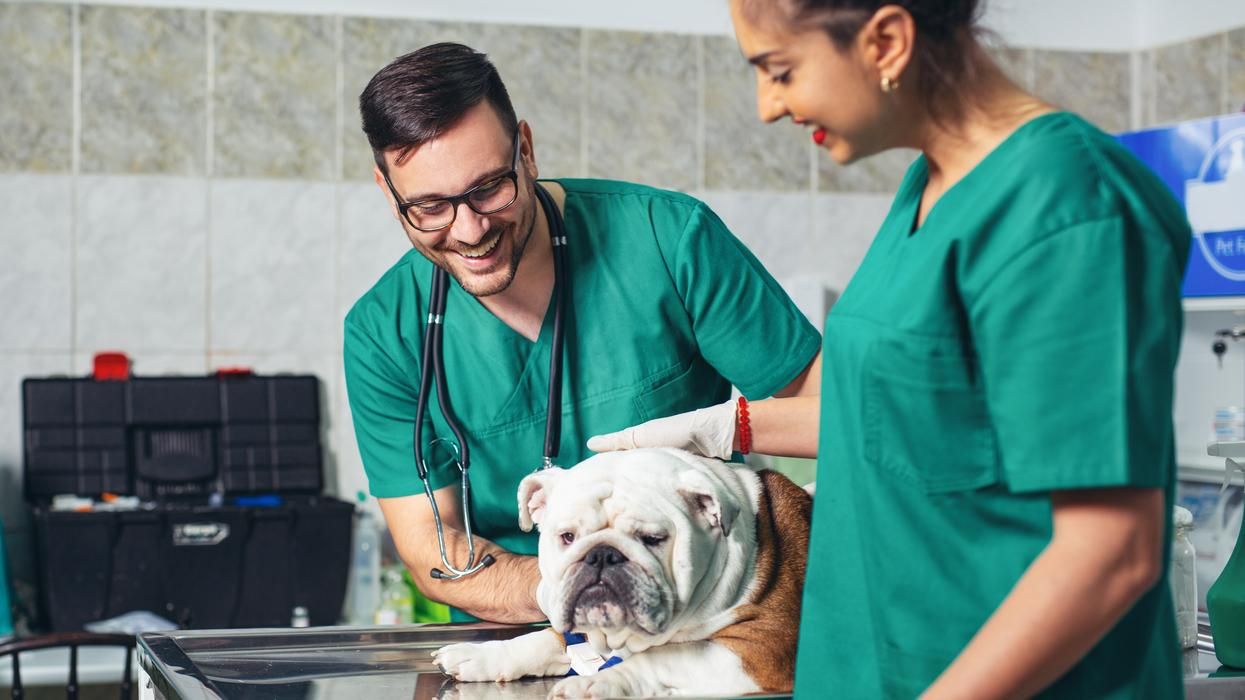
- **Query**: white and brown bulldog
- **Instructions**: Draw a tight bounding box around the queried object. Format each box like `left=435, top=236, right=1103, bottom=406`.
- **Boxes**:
left=433, top=447, right=811, bottom=698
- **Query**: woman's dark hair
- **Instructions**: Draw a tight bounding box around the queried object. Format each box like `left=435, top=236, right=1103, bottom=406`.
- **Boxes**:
left=745, top=0, right=986, bottom=121
left=359, top=42, right=518, bottom=172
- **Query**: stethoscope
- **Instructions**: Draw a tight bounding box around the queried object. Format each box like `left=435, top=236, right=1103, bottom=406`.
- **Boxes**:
left=414, top=182, right=568, bottom=581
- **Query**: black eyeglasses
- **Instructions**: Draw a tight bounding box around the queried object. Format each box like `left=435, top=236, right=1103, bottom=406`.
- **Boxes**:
left=383, top=129, right=522, bottom=233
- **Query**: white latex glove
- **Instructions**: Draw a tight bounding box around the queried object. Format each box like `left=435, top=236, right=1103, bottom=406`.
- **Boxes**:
left=586, top=400, right=737, bottom=460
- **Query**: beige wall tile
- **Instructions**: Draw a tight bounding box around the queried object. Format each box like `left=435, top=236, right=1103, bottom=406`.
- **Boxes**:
left=1229, top=29, right=1245, bottom=115
left=1137, top=50, right=1156, bottom=128
left=585, top=30, right=698, bottom=191
left=1034, top=50, right=1131, bottom=133
left=0, top=3, right=72, bottom=173
left=1153, top=34, right=1225, bottom=124
left=80, top=5, right=206, bottom=175
left=213, top=11, right=336, bottom=179
left=703, top=35, right=808, bottom=191
left=472, top=24, right=582, bottom=180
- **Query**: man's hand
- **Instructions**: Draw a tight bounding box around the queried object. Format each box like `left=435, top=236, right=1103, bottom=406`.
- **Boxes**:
left=587, top=400, right=737, bottom=459
left=379, top=486, right=545, bottom=623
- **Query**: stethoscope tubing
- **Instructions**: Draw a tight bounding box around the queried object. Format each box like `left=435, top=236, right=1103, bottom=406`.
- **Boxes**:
left=540, top=183, right=568, bottom=464
left=414, top=182, right=567, bottom=580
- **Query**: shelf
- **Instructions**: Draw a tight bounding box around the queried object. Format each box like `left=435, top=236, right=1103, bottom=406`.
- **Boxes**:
left=1207, top=441, right=1245, bottom=459
left=1179, top=464, right=1230, bottom=484
left=1184, top=296, right=1245, bottom=312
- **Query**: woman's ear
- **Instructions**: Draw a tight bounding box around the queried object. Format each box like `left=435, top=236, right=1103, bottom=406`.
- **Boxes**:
left=859, top=5, right=915, bottom=84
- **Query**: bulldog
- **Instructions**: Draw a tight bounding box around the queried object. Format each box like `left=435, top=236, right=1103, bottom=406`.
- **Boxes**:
left=433, top=447, right=811, bottom=698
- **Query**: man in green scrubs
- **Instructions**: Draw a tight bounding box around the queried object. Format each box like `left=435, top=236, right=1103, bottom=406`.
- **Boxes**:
left=344, top=42, right=821, bottom=622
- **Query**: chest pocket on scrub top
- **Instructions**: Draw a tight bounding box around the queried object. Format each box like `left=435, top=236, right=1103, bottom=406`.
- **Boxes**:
left=863, top=333, right=1000, bottom=493
left=634, top=360, right=719, bottom=423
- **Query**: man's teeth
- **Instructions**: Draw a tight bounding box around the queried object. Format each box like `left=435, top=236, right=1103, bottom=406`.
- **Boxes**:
left=460, top=235, right=500, bottom=259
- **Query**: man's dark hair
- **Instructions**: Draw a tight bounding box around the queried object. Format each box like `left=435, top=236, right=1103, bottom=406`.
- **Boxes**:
left=743, top=0, right=985, bottom=124
left=359, top=42, right=518, bottom=173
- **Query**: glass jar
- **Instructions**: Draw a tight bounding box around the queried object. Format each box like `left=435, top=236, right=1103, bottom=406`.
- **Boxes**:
left=1171, top=506, right=1198, bottom=648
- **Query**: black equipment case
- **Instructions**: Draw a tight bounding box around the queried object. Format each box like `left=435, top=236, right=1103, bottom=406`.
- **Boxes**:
left=22, top=372, right=353, bottom=631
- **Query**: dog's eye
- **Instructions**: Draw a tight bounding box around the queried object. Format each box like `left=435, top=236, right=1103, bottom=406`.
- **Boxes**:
left=640, top=534, right=667, bottom=548
left=560, top=532, right=575, bottom=546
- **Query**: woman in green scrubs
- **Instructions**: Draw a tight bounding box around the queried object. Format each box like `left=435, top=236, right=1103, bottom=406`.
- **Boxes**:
left=590, top=0, right=1191, bottom=696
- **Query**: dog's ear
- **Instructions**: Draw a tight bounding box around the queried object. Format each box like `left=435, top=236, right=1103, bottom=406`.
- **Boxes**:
left=676, top=469, right=739, bottom=537
left=517, top=469, right=566, bottom=532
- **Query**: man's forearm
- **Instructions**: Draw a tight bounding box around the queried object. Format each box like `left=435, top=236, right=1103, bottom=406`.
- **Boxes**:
left=407, top=526, right=544, bottom=623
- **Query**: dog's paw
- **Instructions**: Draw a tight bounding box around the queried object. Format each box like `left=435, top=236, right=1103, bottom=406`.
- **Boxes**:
left=549, top=672, right=636, bottom=699
left=434, top=640, right=522, bottom=683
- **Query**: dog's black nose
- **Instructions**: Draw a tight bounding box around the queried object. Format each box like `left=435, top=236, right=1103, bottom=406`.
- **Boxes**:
left=584, top=545, right=627, bottom=569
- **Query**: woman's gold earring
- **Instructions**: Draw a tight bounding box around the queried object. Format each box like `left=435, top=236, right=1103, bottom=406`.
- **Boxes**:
left=881, top=76, right=899, bottom=93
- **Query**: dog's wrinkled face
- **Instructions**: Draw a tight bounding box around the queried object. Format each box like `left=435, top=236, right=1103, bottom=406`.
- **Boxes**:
left=517, top=449, right=743, bottom=648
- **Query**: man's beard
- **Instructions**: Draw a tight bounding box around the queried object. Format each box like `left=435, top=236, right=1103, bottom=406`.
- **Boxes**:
left=439, top=195, right=537, bottom=297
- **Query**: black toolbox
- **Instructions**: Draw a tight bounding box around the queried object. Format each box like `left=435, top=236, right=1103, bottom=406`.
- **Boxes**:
left=22, top=372, right=353, bottom=632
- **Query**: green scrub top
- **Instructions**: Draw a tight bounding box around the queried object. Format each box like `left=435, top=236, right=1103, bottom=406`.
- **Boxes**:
left=345, top=177, right=821, bottom=554
left=796, top=113, right=1190, bottom=698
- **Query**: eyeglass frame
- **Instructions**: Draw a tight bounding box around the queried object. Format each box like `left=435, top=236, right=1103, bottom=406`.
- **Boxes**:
left=381, top=127, right=523, bottom=233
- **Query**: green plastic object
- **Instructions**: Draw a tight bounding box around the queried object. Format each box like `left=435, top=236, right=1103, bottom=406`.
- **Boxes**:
left=404, top=569, right=450, bottom=623
left=0, top=528, right=12, bottom=637
left=1209, top=512, right=1245, bottom=668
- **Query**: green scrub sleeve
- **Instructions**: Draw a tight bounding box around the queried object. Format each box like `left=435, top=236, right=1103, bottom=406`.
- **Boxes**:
left=669, top=203, right=822, bottom=399
left=343, top=315, right=457, bottom=498
left=970, top=216, right=1181, bottom=493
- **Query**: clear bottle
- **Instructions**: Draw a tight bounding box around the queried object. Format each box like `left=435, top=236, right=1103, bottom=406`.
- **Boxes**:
left=290, top=605, right=310, bottom=628
left=1170, top=506, right=1198, bottom=648
left=347, top=491, right=381, bottom=625
left=375, top=566, right=414, bottom=625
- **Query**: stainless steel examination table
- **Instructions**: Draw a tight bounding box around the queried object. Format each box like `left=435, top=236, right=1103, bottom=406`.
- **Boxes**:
left=136, top=623, right=790, bottom=700
left=136, top=621, right=1245, bottom=699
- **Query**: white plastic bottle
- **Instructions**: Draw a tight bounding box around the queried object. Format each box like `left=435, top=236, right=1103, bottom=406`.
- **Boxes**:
left=347, top=491, right=381, bottom=625
left=1170, top=506, right=1198, bottom=648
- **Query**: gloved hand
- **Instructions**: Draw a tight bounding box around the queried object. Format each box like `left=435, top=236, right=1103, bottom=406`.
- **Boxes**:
left=587, top=400, right=737, bottom=460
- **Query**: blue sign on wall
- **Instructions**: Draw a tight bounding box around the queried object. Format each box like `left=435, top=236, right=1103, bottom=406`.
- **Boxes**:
left=1118, top=113, right=1245, bottom=297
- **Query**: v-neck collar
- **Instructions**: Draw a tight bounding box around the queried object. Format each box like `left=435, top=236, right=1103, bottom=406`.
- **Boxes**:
left=449, top=276, right=556, bottom=351
left=903, top=111, right=1070, bottom=236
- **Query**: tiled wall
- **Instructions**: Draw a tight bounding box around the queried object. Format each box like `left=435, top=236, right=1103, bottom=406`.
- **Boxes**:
left=2, top=0, right=1244, bottom=603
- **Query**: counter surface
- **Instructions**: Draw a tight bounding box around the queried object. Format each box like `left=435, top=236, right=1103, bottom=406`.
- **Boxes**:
left=137, top=622, right=789, bottom=700
left=137, top=621, right=1243, bottom=699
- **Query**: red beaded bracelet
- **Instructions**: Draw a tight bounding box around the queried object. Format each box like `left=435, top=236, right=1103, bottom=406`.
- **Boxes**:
left=736, top=396, right=752, bottom=455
